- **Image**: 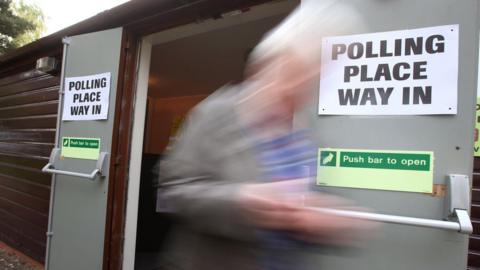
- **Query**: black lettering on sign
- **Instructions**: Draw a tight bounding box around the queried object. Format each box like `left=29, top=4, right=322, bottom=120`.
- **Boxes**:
left=426, top=35, right=445, bottom=53
left=404, top=37, right=423, bottom=56
left=339, top=88, right=361, bottom=105
left=74, top=92, right=101, bottom=103
left=360, top=65, right=373, bottom=81
left=332, top=44, right=347, bottom=60
left=344, top=66, right=359, bottom=82
left=393, top=63, right=410, bottom=80
left=338, top=87, right=393, bottom=106
left=402, top=86, right=432, bottom=104
left=413, top=61, right=428, bottom=79
left=331, top=34, right=446, bottom=61
left=394, top=39, right=402, bottom=56
left=402, top=87, right=410, bottom=105
left=365, top=42, right=379, bottom=58
left=379, top=40, right=393, bottom=57
left=348, top=42, right=364, bottom=59
left=329, top=30, right=448, bottom=110
left=413, top=86, right=432, bottom=104
left=71, top=77, right=108, bottom=90
left=374, top=64, right=392, bottom=81
left=377, top=87, right=394, bottom=105
left=92, top=105, right=102, bottom=115
left=360, top=88, right=377, bottom=105
left=70, top=105, right=90, bottom=115
left=348, top=62, right=429, bottom=82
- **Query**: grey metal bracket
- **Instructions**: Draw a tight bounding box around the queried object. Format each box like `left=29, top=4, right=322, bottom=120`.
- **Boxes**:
left=42, top=148, right=108, bottom=180
left=446, top=174, right=473, bottom=234
left=455, top=209, right=473, bottom=234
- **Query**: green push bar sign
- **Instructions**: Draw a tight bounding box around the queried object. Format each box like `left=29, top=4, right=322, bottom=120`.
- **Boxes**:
left=317, top=148, right=434, bottom=193
left=61, top=137, right=101, bottom=160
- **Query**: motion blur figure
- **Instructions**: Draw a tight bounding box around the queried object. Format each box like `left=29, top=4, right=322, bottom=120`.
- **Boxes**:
left=156, top=1, right=374, bottom=269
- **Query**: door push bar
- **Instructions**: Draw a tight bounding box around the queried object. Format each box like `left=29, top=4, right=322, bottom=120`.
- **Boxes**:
left=42, top=148, right=109, bottom=180
left=310, top=174, right=473, bottom=234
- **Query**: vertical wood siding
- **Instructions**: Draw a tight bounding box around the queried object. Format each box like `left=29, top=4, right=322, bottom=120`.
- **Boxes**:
left=0, top=69, right=59, bottom=262
left=469, top=159, right=480, bottom=269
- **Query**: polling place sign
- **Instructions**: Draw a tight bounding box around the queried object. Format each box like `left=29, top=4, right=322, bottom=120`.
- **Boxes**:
left=62, top=72, right=111, bottom=121
left=319, top=25, right=459, bottom=115
left=317, top=148, right=434, bottom=193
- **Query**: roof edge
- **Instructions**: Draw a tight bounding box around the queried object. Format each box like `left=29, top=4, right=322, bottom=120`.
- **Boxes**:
left=0, top=0, right=179, bottom=66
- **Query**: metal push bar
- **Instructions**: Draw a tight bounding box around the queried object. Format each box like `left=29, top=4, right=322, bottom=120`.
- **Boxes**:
left=309, top=174, right=473, bottom=235
left=309, top=207, right=471, bottom=234
left=42, top=148, right=109, bottom=180
left=42, top=164, right=100, bottom=179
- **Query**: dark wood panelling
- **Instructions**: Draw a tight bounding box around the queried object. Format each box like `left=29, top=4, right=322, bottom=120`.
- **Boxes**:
left=469, top=251, right=480, bottom=269
left=0, top=162, right=50, bottom=186
left=0, top=197, right=48, bottom=226
left=0, top=142, right=53, bottom=157
left=472, top=204, right=480, bottom=219
left=0, top=220, right=45, bottom=262
left=0, top=87, right=58, bottom=107
left=0, top=100, right=58, bottom=119
left=0, top=114, right=57, bottom=129
left=0, top=130, right=55, bottom=144
left=0, top=153, right=48, bottom=168
left=470, top=235, right=480, bottom=252
left=474, top=173, right=480, bottom=188
left=474, top=159, right=480, bottom=171
left=0, top=70, right=45, bottom=87
left=0, top=174, right=50, bottom=199
left=473, top=220, right=480, bottom=235
left=0, top=76, right=58, bottom=98
left=0, top=184, right=49, bottom=213
left=0, top=69, right=58, bottom=263
left=474, top=188, right=480, bottom=203
left=0, top=209, right=47, bottom=242
left=471, top=159, right=480, bottom=269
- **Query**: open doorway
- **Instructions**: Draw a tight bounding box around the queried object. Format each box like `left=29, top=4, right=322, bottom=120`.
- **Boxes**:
left=124, top=1, right=300, bottom=269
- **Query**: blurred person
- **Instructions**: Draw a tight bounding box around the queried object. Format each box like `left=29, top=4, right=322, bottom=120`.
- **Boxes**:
left=155, top=1, right=373, bottom=270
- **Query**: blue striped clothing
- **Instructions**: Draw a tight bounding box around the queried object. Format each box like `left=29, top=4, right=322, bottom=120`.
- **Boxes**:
left=254, top=130, right=316, bottom=270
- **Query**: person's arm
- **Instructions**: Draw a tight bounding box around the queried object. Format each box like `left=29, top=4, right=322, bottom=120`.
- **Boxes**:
left=156, top=104, right=257, bottom=240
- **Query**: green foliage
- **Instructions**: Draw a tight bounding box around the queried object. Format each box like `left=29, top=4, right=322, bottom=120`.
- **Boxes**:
left=0, top=0, right=45, bottom=55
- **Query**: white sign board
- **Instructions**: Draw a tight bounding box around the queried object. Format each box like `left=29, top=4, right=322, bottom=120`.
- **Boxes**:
left=62, top=72, right=111, bottom=121
left=319, top=25, right=459, bottom=115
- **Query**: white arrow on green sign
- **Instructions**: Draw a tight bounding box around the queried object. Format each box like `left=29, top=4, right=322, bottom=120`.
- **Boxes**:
left=317, top=148, right=434, bottom=193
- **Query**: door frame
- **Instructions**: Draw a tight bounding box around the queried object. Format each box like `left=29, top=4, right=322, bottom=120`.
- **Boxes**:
left=111, top=1, right=300, bottom=269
